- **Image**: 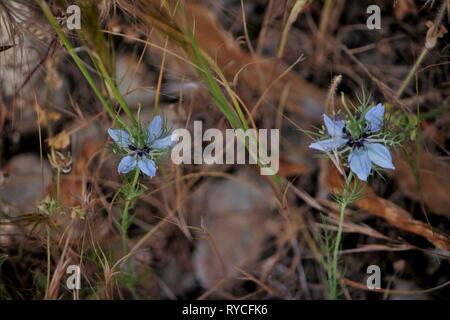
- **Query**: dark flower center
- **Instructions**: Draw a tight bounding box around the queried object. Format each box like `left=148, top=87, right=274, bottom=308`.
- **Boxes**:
left=128, top=144, right=151, bottom=157
left=342, top=126, right=370, bottom=149
left=347, top=139, right=365, bottom=149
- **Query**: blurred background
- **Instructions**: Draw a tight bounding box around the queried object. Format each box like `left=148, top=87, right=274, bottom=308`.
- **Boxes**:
left=0, top=0, right=449, bottom=299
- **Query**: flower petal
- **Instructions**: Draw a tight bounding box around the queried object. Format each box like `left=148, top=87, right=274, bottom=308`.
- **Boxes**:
left=309, top=137, right=347, bottom=152
left=147, top=115, right=163, bottom=144
left=108, top=129, right=131, bottom=148
left=118, top=155, right=137, bottom=174
left=349, top=148, right=372, bottom=181
left=323, top=114, right=345, bottom=137
left=150, top=134, right=174, bottom=149
left=365, top=103, right=384, bottom=132
left=367, top=143, right=395, bottom=170
left=138, top=157, right=157, bottom=177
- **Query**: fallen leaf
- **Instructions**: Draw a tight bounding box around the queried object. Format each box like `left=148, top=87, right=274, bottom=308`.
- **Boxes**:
left=132, top=1, right=327, bottom=120
left=326, top=163, right=450, bottom=251
left=393, top=153, right=450, bottom=219
left=278, top=156, right=312, bottom=177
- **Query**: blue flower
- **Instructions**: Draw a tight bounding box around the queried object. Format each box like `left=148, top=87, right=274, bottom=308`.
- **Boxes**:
left=309, top=103, right=395, bottom=181
left=108, top=115, right=174, bottom=177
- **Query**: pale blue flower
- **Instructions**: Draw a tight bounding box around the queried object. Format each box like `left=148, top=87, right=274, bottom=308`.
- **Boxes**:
left=108, top=115, right=174, bottom=177
left=309, top=103, right=395, bottom=181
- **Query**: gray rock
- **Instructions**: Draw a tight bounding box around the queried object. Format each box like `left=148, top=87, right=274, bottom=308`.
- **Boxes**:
left=192, top=170, right=276, bottom=289
left=0, top=153, right=51, bottom=215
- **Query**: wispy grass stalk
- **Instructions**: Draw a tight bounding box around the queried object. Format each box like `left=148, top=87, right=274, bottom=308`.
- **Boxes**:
left=38, top=0, right=135, bottom=128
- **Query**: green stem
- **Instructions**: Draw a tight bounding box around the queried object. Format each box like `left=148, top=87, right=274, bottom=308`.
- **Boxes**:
left=120, top=169, right=140, bottom=253
left=45, top=225, right=51, bottom=299
left=329, top=200, right=347, bottom=300
left=119, top=169, right=140, bottom=298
